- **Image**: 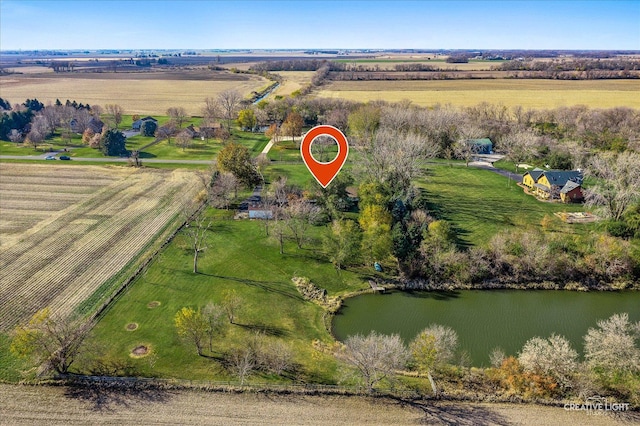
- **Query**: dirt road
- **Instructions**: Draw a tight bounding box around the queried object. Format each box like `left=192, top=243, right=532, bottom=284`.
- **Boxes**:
left=0, top=384, right=635, bottom=425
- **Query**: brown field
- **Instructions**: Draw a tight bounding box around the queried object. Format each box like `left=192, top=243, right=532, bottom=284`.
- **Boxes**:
left=0, top=384, right=634, bottom=425
left=316, top=79, right=640, bottom=109
left=272, top=71, right=316, bottom=96
left=0, top=70, right=268, bottom=115
left=0, top=163, right=200, bottom=330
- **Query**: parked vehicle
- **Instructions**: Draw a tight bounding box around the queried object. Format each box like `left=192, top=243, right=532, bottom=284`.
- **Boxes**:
left=45, top=156, right=56, bottom=160
left=59, top=155, right=71, bottom=160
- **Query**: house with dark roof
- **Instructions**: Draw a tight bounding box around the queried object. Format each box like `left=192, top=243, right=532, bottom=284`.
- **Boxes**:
left=529, top=170, right=583, bottom=202
left=522, top=168, right=545, bottom=189
left=132, top=116, right=158, bottom=131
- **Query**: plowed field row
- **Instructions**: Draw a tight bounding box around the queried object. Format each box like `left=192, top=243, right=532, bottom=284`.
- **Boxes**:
left=0, top=164, right=199, bottom=330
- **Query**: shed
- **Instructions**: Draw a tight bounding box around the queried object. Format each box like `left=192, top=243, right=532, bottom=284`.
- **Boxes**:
left=467, top=138, right=493, bottom=154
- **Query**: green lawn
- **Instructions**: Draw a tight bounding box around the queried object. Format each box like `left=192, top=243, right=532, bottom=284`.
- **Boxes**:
left=417, top=165, right=588, bottom=246
left=82, top=217, right=369, bottom=383
left=0, top=142, right=57, bottom=156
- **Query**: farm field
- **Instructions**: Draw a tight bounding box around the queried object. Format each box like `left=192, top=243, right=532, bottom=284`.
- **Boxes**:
left=0, top=71, right=268, bottom=115
left=316, top=79, right=640, bottom=108
left=0, top=163, right=201, bottom=331
left=0, top=384, right=628, bottom=426
left=271, top=71, right=315, bottom=97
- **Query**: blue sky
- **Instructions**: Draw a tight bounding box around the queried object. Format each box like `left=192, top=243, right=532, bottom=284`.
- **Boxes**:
left=1, top=1, right=638, bottom=50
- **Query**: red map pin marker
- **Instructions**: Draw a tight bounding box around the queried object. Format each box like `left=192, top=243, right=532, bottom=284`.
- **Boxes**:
left=300, top=125, right=349, bottom=188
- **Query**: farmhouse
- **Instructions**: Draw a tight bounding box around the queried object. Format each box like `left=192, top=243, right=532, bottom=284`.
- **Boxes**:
left=524, top=169, right=583, bottom=202
left=132, top=116, right=158, bottom=131
left=522, top=168, right=545, bottom=189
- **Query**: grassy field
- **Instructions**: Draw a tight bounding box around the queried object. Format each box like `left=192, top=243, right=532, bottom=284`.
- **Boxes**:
left=417, top=165, right=587, bottom=246
left=0, top=163, right=201, bottom=331
left=316, top=79, right=640, bottom=109
left=0, top=71, right=268, bottom=115
left=82, top=217, right=367, bottom=383
left=333, top=58, right=504, bottom=70
left=0, top=384, right=629, bottom=426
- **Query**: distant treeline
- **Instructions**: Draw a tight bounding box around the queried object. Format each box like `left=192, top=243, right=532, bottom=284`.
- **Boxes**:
left=495, top=58, right=640, bottom=72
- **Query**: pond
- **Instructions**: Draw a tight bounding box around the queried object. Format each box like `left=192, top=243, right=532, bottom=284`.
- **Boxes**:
left=332, top=290, right=640, bottom=366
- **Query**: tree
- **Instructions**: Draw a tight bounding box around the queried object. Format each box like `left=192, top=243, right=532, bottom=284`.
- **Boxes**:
left=236, top=108, right=257, bottom=131
left=282, top=196, right=320, bottom=249
left=409, top=324, right=458, bottom=395
left=348, top=104, right=380, bottom=144
left=202, top=97, right=219, bottom=126
left=141, top=120, right=157, bottom=137
left=8, top=129, right=22, bottom=143
left=156, top=121, right=177, bottom=144
left=585, top=152, right=640, bottom=221
left=208, top=172, right=239, bottom=209
left=518, top=334, right=578, bottom=389
left=584, top=312, right=640, bottom=375
left=359, top=203, right=393, bottom=265
left=104, top=104, right=123, bottom=129
left=176, top=129, right=193, bottom=151
left=502, top=129, right=537, bottom=174
left=100, top=129, right=127, bottom=156
left=174, top=307, right=208, bottom=356
left=217, top=142, right=260, bottom=187
left=10, top=308, right=89, bottom=375
left=167, top=106, right=188, bottom=128
left=227, top=344, right=256, bottom=385
left=323, top=219, right=362, bottom=270
left=202, top=302, right=226, bottom=353
left=282, top=111, right=303, bottom=143
left=339, top=331, right=408, bottom=392
left=217, top=89, right=242, bottom=133
left=264, top=123, right=281, bottom=144
left=221, top=290, right=241, bottom=324
left=183, top=204, right=211, bottom=274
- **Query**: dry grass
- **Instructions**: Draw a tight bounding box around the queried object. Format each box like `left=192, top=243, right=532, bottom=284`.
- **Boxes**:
left=316, top=79, right=640, bottom=109
left=0, top=71, right=268, bottom=115
left=0, top=163, right=201, bottom=330
left=0, top=384, right=634, bottom=425
left=272, top=71, right=315, bottom=96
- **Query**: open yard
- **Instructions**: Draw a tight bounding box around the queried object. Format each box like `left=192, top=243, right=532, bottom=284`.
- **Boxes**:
left=0, top=163, right=201, bottom=331
left=417, top=164, right=587, bottom=246
left=0, top=70, right=269, bottom=115
left=316, top=79, right=640, bottom=109
left=0, top=383, right=632, bottom=426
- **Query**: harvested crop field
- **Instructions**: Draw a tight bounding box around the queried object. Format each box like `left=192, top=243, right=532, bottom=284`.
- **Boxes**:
left=316, top=79, right=640, bottom=109
left=0, top=384, right=633, bottom=426
left=0, top=70, right=268, bottom=115
left=0, top=163, right=200, bottom=330
left=272, top=71, right=315, bottom=96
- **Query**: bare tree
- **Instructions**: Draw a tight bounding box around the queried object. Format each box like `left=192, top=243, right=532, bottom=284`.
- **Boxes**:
left=410, top=324, right=459, bottom=395
left=182, top=203, right=212, bottom=274
left=339, top=331, right=408, bottom=393
left=104, top=104, right=123, bottom=129
left=176, top=129, right=193, bottom=151
left=72, top=108, right=92, bottom=133
left=209, top=172, right=239, bottom=209
left=227, top=345, right=256, bottom=385
left=222, top=290, right=241, bottom=324
left=156, top=121, right=177, bottom=144
left=501, top=129, right=538, bottom=174
left=585, top=152, right=640, bottom=221
left=584, top=312, right=640, bottom=375
left=167, top=106, right=188, bottom=128
left=7, top=129, right=22, bottom=143
left=518, top=334, right=579, bottom=389
left=217, top=90, right=242, bottom=133
left=202, top=302, right=226, bottom=353
left=27, top=115, right=51, bottom=151
left=202, top=97, right=219, bottom=126
left=283, top=196, right=320, bottom=249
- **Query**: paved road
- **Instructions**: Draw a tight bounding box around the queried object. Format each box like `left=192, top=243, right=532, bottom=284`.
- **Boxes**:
left=0, top=155, right=213, bottom=165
